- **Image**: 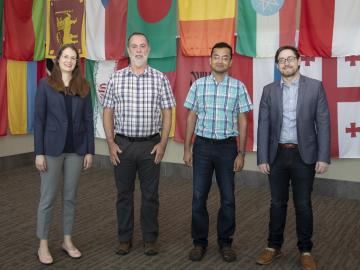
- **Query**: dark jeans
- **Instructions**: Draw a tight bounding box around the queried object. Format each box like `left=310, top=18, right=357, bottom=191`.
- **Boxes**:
left=114, top=134, right=161, bottom=243
left=191, top=136, right=237, bottom=249
left=267, top=147, right=315, bottom=252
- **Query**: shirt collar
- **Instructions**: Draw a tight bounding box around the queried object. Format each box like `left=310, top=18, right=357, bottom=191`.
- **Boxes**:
left=125, top=65, right=150, bottom=76
left=281, top=74, right=300, bottom=88
left=210, top=73, right=229, bottom=84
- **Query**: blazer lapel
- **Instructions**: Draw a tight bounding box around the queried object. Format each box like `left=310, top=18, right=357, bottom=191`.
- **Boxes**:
left=296, top=75, right=306, bottom=116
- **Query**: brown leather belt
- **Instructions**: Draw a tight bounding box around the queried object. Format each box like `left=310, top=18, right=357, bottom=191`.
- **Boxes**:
left=278, top=143, right=298, bottom=149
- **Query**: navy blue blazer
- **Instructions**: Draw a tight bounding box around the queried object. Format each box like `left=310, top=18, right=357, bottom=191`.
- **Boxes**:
left=34, top=78, right=94, bottom=156
left=257, top=75, right=330, bottom=165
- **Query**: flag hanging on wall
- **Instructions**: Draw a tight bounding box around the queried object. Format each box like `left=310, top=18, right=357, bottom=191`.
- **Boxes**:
left=46, top=0, right=86, bottom=58
left=86, top=0, right=127, bottom=60
left=178, top=0, right=235, bottom=56
left=173, top=47, right=211, bottom=142
left=0, top=58, right=7, bottom=136
left=230, top=55, right=280, bottom=151
left=3, top=0, right=45, bottom=60
left=7, top=60, right=46, bottom=134
left=126, top=0, right=177, bottom=59
left=0, top=0, right=4, bottom=58
left=236, top=0, right=297, bottom=57
left=299, top=56, right=360, bottom=158
left=299, top=0, right=360, bottom=57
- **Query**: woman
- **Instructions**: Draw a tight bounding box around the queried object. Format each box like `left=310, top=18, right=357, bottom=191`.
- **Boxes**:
left=34, top=44, right=94, bottom=265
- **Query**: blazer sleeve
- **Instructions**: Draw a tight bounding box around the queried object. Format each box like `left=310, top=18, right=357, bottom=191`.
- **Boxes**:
left=257, top=86, right=271, bottom=165
left=34, top=79, right=47, bottom=155
left=84, top=93, right=95, bottom=154
left=316, top=82, right=331, bottom=163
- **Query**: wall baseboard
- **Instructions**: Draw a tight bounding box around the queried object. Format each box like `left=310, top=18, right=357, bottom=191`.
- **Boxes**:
left=1, top=153, right=359, bottom=201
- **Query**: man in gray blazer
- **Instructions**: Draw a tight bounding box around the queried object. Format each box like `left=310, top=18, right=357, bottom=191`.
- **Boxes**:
left=256, top=46, right=330, bottom=270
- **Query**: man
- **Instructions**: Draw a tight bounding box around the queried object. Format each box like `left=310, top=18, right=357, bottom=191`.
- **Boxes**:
left=183, top=42, right=252, bottom=262
left=102, top=32, right=176, bottom=256
left=256, top=45, right=330, bottom=270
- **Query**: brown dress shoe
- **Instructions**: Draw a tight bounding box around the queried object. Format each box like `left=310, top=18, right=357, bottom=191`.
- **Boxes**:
left=189, top=245, right=206, bottom=261
left=144, top=241, right=158, bottom=256
left=220, top=246, right=237, bottom=262
left=116, top=241, right=132, bottom=255
left=256, top=247, right=282, bottom=265
left=300, top=253, right=317, bottom=270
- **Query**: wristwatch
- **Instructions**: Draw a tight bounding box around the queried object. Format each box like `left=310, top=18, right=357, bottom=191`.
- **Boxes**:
left=238, top=150, right=246, bottom=157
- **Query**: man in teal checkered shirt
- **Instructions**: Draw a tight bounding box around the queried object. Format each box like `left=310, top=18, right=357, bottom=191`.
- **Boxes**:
left=184, top=42, right=252, bottom=263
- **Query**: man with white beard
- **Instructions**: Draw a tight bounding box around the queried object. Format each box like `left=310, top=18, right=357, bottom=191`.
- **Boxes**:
left=103, top=32, right=176, bottom=256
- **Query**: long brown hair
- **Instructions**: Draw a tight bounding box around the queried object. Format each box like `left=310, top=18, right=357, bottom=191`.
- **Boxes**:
left=48, top=44, right=89, bottom=97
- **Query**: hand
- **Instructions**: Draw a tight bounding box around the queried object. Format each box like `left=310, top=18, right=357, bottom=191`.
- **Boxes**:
left=35, top=155, right=47, bottom=172
left=233, top=155, right=244, bottom=172
left=151, top=142, right=167, bottom=164
left=183, top=149, right=192, bottom=167
left=315, top=161, right=329, bottom=174
left=108, top=141, right=122, bottom=165
left=83, top=154, right=93, bottom=170
left=258, top=163, right=270, bottom=174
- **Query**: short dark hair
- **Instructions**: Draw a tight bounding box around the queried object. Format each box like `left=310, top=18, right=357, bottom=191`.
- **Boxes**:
left=127, top=32, right=149, bottom=47
left=275, top=45, right=300, bottom=63
left=211, top=42, right=233, bottom=59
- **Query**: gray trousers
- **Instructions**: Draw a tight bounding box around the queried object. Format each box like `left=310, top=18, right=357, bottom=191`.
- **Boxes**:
left=36, top=153, right=83, bottom=239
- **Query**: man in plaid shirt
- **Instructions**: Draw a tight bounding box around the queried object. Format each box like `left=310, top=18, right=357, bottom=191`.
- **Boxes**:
left=183, top=42, right=253, bottom=263
left=102, top=32, right=176, bottom=256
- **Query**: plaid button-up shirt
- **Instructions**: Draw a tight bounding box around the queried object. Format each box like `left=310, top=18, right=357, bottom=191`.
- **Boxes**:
left=184, top=74, right=253, bottom=139
left=102, top=66, right=176, bottom=137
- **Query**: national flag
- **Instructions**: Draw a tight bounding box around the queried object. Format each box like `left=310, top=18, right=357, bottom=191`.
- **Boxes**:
left=7, top=60, right=46, bottom=134
left=0, top=0, right=4, bottom=57
left=173, top=47, right=210, bottom=142
left=126, top=0, right=177, bottom=62
left=0, top=58, right=7, bottom=136
left=86, top=60, right=117, bottom=139
left=3, top=0, right=45, bottom=60
left=338, top=102, right=360, bottom=158
left=230, top=55, right=279, bottom=151
left=299, top=0, right=360, bottom=57
left=300, top=56, right=322, bottom=81
left=86, top=0, right=127, bottom=60
left=236, top=0, right=297, bottom=57
left=337, top=56, right=360, bottom=87
left=178, top=0, right=235, bottom=56
left=301, top=57, right=360, bottom=157
left=46, top=0, right=86, bottom=58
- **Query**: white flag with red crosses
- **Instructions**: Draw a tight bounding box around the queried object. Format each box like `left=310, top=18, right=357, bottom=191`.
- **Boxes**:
left=337, top=102, right=360, bottom=158
left=299, top=56, right=360, bottom=158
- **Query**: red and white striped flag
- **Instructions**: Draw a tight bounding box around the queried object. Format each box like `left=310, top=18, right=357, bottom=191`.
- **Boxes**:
left=299, top=0, right=360, bottom=57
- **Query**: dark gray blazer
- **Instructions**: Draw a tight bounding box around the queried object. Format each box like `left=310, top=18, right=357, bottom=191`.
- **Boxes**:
left=257, top=75, right=330, bottom=165
left=34, top=78, right=94, bottom=156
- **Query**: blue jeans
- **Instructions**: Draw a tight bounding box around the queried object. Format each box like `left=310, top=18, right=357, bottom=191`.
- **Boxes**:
left=191, top=136, right=237, bottom=249
left=267, top=147, right=315, bottom=252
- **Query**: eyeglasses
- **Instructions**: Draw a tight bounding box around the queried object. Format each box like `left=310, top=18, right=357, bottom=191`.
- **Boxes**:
left=277, top=56, right=297, bottom=64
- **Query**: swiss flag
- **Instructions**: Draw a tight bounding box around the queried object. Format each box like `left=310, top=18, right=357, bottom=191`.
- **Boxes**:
left=301, top=56, right=360, bottom=158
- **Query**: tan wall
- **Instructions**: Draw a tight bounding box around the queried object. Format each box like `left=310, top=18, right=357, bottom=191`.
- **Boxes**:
left=1, top=134, right=359, bottom=182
